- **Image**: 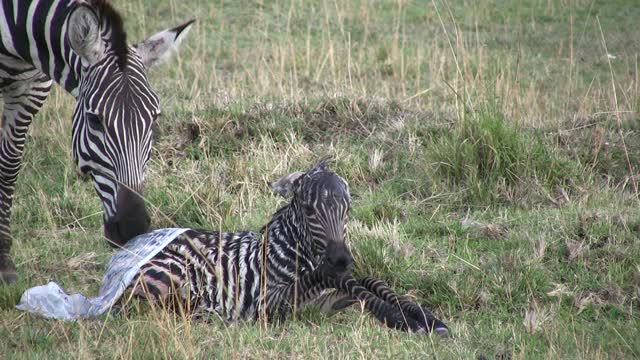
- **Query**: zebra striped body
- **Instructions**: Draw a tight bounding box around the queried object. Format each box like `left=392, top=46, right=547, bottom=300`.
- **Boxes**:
left=132, top=162, right=449, bottom=335
left=135, top=230, right=264, bottom=320
left=0, top=0, right=80, bottom=93
left=133, top=202, right=321, bottom=322
left=0, top=0, right=194, bottom=284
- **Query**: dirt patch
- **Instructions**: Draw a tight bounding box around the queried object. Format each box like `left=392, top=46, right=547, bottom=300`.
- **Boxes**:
left=461, top=218, right=509, bottom=240
left=574, top=285, right=625, bottom=313
left=155, top=120, right=202, bottom=160
left=564, top=239, right=588, bottom=261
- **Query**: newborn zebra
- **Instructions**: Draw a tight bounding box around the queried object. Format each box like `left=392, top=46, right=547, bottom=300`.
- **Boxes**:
left=131, top=161, right=448, bottom=335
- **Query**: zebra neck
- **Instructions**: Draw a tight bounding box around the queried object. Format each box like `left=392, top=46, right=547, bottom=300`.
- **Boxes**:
left=2, top=0, right=84, bottom=94
left=262, top=203, right=316, bottom=267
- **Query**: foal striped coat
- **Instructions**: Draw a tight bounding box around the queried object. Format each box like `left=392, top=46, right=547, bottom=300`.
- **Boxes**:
left=132, top=162, right=449, bottom=335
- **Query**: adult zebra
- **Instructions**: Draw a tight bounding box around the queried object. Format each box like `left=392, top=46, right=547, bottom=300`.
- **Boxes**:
left=0, top=0, right=194, bottom=284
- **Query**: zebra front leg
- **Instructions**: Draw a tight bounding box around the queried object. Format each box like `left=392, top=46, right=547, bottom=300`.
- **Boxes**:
left=308, top=277, right=449, bottom=336
left=309, top=288, right=357, bottom=314
left=326, top=274, right=426, bottom=333
left=359, top=276, right=449, bottom=337
left=0, top=75, right=52, bottom=284
left=264, top=267, right=338, bottom=322
left=263, top=269, right=424, bottom=332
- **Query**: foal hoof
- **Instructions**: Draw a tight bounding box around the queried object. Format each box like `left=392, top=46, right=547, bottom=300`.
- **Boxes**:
left=416, top=325, right=450, bottom=338
left=434, top=327, right=450, bottom=338
left=0, top=270, right=18, bottom=285
left=429, top=318, right=451, bottom=338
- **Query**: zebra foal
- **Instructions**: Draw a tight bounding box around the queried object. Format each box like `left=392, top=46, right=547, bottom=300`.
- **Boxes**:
left=0, top=0, right=194, bottom=283
left=131, top=161, right=449, bottom=335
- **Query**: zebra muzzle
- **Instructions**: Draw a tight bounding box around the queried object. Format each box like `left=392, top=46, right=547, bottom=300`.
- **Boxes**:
left=320, top=245, right=353, bottom=277
left=103, top=186, right=150, bottom=247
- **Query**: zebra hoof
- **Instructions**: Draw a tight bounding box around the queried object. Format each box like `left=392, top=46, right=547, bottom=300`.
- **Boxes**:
left=434, top=327, right=450, bottom=338
left=0, top=270, right=18, bottom=285
left=429, top=319, right=450, bottom=338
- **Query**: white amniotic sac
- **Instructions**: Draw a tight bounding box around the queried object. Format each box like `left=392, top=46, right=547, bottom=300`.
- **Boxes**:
left=16, top=228, right=189, bottom=320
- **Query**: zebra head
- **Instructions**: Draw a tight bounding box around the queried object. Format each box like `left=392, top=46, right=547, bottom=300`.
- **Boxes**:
left=66, top=1, right=194, bottom=246
left=271, top=160, right=354, bottom=275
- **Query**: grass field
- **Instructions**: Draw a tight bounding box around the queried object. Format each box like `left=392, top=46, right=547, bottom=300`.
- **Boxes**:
left=1, top=0, right=639, bottom=358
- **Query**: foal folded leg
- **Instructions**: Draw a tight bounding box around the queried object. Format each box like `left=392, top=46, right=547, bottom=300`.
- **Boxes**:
left=359, top=276, right=449, bottom=337
left=264, top=268, right=338, bottom=322
left=325, top=274, right=425, bottom=333
left=311, top=276, right=448, bottom=336
left=309, top=288, right=357, bottom=313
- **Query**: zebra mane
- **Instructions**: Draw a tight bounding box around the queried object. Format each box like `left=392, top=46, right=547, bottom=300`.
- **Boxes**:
left=306, top=158, right=332, bottom=178
left=91, top=0, right=128, bottom=70
left=259, top=201, right=295, bottom=236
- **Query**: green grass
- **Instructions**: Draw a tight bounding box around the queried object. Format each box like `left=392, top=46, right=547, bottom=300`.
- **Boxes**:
left=2, top=0, right=640, bottom=358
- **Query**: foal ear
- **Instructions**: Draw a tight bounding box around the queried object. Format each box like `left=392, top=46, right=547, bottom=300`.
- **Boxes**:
left=270, top=171, right=305, bottom=197
left=307, top=158, right=331, bottom=176
left=135, top=19, right=195, bottom=68
left=67, top=3, right=105, bottom=65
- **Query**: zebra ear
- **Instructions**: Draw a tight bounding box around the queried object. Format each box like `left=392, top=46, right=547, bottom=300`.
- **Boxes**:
left=67, top=4, right=105, bottom=65
left=135, top=19, right=195, bottom=69
left=270, top=171, right=305, bottom=197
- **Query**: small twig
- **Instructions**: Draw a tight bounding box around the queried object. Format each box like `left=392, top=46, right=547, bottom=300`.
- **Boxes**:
left=449, top=253, right=481, bottom=272
left=402, top=88, right=432, bottom=103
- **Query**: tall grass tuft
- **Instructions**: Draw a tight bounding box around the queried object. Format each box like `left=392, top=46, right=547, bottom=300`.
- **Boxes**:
left=429, top=104, right=582, bottom=206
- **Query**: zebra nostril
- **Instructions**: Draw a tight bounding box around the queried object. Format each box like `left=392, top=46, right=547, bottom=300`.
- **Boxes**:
left=102, top=187, right=150, bottom=247
left=104, top=214, right=149, bottom=247
left=327, top=253, right=352, bottom=271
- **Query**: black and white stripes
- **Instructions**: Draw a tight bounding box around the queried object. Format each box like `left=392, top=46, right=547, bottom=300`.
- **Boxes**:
left=71, top=51, right=159, bottom=220
left=130, top=162, right=449, bottom=335
left=0, top=0, right=193, bottom=284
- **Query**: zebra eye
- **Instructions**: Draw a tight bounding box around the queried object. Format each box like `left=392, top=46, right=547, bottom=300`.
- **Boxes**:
left=86, top=113, right=103, bottom=131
